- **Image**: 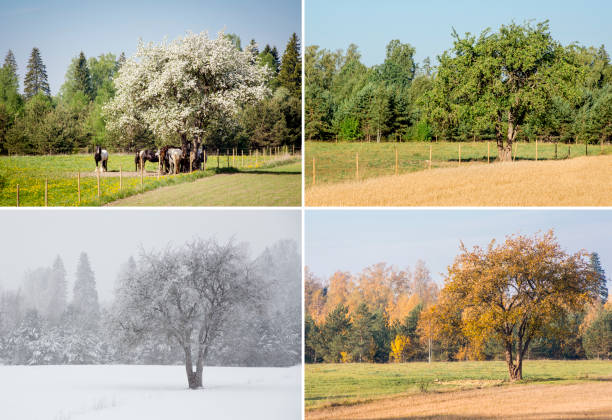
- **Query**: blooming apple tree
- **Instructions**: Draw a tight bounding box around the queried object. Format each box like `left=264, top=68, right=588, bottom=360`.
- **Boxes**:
left=104, top=31, right=269, bottom=153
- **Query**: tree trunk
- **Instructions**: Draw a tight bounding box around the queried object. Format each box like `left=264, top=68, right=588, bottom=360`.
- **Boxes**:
left=184, top=346, right=203, bottom=389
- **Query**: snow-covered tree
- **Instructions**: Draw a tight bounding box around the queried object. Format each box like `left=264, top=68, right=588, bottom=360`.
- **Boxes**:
left=47, top=256, right=68, bottom=325
left=71, top=252, right=100, bottom=330
left=114, top=238, right=258, bottom=388
left=104, top=31, right=269, bottom=155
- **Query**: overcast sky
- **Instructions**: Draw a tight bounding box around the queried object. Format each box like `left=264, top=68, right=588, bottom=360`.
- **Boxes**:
left=0, top=0, right=300, bottom=95
left=306, top=209, right=612, bottom=288
left=0, top=209, right=300, bottom=303
left=306, top=0, right=611, bottom=67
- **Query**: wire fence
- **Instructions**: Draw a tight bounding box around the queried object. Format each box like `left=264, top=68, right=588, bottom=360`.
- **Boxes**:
left=306, top=140, right=612, bottom=187
left=1, top=147, right=301, bottom=206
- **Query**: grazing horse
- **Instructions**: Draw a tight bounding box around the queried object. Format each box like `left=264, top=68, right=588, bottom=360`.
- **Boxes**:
left=135, top=149, right=159, bottom=172
left=159, top=145, right=180, bottom=174
left=94, top=146, right=108, bottom=172
left=167, top=148, right=183, bottom=174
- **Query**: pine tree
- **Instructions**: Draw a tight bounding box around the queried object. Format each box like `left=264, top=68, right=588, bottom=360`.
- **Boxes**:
left=24, top=47, right=50, bottom=98
left=278, top=33, right=301, bottom=97
left=72, top=252, right=100, bottom=329
left=591, top=252, right=608, bottom=303
left=74, top=51, right=93, bottom=100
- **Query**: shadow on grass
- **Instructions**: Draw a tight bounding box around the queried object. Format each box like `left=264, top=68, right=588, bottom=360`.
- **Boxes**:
left=212, top=167, right=301, bottom=175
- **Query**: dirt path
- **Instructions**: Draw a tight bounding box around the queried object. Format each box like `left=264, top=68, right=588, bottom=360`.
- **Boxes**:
left=307, top=381, right=612, bottom=419
left=306, top=155, right=612, bottom=206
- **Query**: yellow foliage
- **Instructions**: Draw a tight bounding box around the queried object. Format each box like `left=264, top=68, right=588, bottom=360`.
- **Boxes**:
left=389, top=334, right=410, bottom=363
left=340, top=351, right=352, bottom=363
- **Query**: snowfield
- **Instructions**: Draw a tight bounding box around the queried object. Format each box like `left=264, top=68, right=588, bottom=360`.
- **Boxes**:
left=0, top=365, right=302, bottom=420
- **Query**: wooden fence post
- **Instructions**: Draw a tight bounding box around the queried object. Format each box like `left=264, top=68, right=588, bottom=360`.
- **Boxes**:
left=312, top=157, right=316, bottom=186
left=227, top=150, right=230, bottom=167
left=292, top=145, right=294, bottom=156
left=255, top=150, right=258, bottom=167
left=140, top=160, right=144, bottom=190
left=45, top=178, right=48, bottom=206
left=356, top=152, right=359, bottom=180
left=513, top=142, right=517, bottom=161
left=241, top=149, right=244, bottom=167
left=535, top=138, right=538, bottom=161
left=77, top=172, right=81, bottom=204
left=97, top=170, right=100, bottom=199
left=458, top=144, right=461, bottom=164
left=585, top=141, right=588, bottom=156
left=568, top=145, right=571, bottom=158
left=487, top=141, right=490, bottom=163
left=119, top=166, right=122, bottom=190
left=555, top=142, right=558, bottom=160
left=16, top=184, right=19, bottom=207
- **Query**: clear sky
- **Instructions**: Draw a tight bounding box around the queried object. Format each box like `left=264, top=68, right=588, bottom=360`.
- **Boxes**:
left=306, top=0, right=611, bottom=67
left=0, top=0, right=300, bottom=95
left=0, top=209, right=301, bottom=304
left=306, top=209, right=612, bottom=288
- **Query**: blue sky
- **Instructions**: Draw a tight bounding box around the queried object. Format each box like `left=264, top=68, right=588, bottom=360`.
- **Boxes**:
left=0, top=0, right=300, bottom=95
left=306, top=209, right=612, bottom=288
left=306, top=0, right=611, bottom=67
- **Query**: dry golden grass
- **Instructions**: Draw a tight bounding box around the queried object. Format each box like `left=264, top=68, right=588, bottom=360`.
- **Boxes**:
left=306, top=155, right=612, bottom=207
left=306, top=380, right=612, bottom=419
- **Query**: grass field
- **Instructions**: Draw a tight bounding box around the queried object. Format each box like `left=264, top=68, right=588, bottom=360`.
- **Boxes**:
left=306, top=155, right=612, bottom=206
left=305, top=141, right=612, bottom=188
left=108, top=161, right=301, bottom=206
left=0, top=152, right=298, bottom=206
left=306, top=361, right=612, bottom=418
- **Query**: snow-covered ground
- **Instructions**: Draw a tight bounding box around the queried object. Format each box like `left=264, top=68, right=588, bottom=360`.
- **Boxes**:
left=0, top=365, right=302, bottom=420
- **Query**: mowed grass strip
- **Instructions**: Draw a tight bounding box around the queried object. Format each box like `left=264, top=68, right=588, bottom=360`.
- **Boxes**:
left=107, top=161, right=301, bottom=206
left=0, top=153, right=291, bottom=206
left=306, top=155, right=612, bottom=206
left=305, top=141, right=612, bottom=187
left=305, top=360, right=612, bottom=413
left=307, top=380, right=612, bottom=420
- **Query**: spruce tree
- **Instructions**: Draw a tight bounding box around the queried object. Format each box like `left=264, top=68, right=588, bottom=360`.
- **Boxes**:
left=47, top=256, right=68, bottom=324
left=278, top=33, right=301, bottom=97
left=24, top=47, right=50, bottom=98
left=74, top=51, right=93, bottom=100
left=4, top=50, right=18, bottom=78
left=249, top=39, right=259, bottom=56
left=72, top=252, right=100, bottom=328
left=270, top=46, right=280, bottom=72
left=591, top=252, right=608, bottom=303
left=118, top=52, right=126, bottom=68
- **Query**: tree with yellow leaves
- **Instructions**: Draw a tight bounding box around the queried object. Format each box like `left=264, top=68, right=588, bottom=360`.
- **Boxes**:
left=389, top=334, right=410, bottom=363
left=433, top=230, right=599, bottom=381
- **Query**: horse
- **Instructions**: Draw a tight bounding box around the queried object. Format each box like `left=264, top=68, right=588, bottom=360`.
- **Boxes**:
left=167, top=148, right=183, bottom=174
left=159, top=145, right=181, bottom=174
left=94, top=146, right=108, bottom=172
left=135, top=149, right=159, bottom=172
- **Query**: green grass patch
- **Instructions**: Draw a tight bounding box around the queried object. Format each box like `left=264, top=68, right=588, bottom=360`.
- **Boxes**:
left=305, top=360, right=612, bottom=410
left=108, top=159, right=302, bottom=206
left=0, top=153, right=297, bottom=206
left=305, top=141, right=612, bottom=187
